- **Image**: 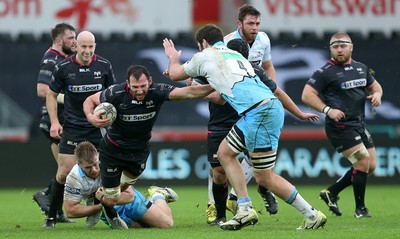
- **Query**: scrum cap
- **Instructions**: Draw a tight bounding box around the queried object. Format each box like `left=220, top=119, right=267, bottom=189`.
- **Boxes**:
left=227, top=38, right=250, bottom=59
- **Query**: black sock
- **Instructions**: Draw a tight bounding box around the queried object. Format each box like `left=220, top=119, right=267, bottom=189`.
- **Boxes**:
left=351, top=169, right=368, bottom=209
left=44, top=179, right=53, bottom=195
left=257, top=184, right=269, bottom=194
left=328, top=167, right=353, bottom=195
left=102, top=204, right=117, bottom=219
left=48, top=179, right=64, bottom=219
left=213, top=182, right=228, bottom=219
left=228, top=193, right=237, bottom=201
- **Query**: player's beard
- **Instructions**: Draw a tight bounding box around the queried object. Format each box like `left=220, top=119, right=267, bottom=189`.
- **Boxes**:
left=333, top=53, right=351, bottom=64
left=62, top=44, right=75, bottom=55
left=241, top=28, right=257, bottom=42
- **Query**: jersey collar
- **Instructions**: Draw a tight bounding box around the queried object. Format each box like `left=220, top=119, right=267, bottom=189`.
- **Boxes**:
left=328, top=58, right=353, bottom=66
left=48, top=47, right=67, bottom=58
left=71, top=54, right=97, bottom=67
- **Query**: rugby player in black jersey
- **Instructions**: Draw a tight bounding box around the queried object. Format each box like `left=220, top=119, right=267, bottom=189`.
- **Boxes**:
left=302, top=32, right=383, bottom=218
left=44, top=31, right=117, bottom=228
left=33, top=23, right=76, bottom=223
left=83, top=65, right=215, bottom=212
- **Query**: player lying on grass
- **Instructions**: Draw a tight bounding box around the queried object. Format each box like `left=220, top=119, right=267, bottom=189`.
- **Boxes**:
left=63, top=141, right=178, bottom=229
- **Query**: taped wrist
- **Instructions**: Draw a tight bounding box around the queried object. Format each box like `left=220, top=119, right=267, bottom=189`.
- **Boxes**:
left=322, top=105, right=331, bottom=115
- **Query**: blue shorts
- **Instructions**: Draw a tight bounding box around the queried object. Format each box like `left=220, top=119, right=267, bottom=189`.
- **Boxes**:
left=101, top=188, right=152, bottom=227
left=236, top=99, right=284, bottom=152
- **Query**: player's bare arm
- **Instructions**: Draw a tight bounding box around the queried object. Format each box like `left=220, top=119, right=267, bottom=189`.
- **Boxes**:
left=275, top=87, right=319, bottom=122
left=163, top=38, right=189, bottom=81
left=366, top=81, right=383, bottom=107
left=46, top=89, right=62, bottom=139
left=83, top=92, right=112, bottom=128
left=169, top=84, right=215, bottom=101
left=64, top=199, right=102, bottom=218
left=302, top=84, right=344, bottom=122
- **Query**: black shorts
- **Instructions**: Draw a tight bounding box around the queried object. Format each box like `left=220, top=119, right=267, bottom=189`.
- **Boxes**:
left=325, top=124, right=374, bottom=153
left=99, top=138, right=148, bottom=188
left=207, top=130, right=230, bottom=168
left=58, top=126, right=102, bottom=154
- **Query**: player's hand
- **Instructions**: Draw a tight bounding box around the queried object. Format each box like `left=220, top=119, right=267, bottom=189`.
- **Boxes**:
left=50, top=122, right=63, bottom=139
left=163, top=69, right=170, bottom=78
left=300, top=113, right=320, bottom=122
left=367, top=92, right=382, bottom=107
left=163, top=38, right=181, bottom=60
left=326, top=108, right=345, bottom=122
left=87, top=110, right=112, bottom=128
left=95, top=187, right=105, bottom=202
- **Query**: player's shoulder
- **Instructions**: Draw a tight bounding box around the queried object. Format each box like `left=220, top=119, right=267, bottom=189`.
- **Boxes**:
left=151, top=82, right=175, bottom=92
left=95, top=54, right=112, bottom=66
left=66, top=164, right=81, bottom=182
left=351, top=59, right=368, bottom=68
left=224, top=31, right=239, bottom=43
left=104, top=82, right=126, bottom=97
left=41, top=49, right=64, bottom=65
left=255, top=31, right=271, bottom=44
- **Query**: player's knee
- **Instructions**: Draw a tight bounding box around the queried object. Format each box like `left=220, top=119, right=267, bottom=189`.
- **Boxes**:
left=347, top=144, right=370, bottom=164
left=253, top=168, right=274, bottom=186
left=368, top=159, right=376, bottom=175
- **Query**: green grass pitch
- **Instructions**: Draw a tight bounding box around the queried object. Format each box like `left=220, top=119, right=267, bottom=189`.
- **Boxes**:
left=1, top=185, right=399, bottom=239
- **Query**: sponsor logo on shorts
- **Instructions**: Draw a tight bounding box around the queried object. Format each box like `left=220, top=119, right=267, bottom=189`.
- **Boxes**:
left=68, top=84, right=103, bottom=92
left=67, top=140, right=78, bottom=146
left=340, top=78, right=366, bottom=89
left=121, top=112, right=156, bottom=121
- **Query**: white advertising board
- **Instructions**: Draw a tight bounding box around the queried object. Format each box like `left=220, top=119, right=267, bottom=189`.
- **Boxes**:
left=0, top=0, right=191, bottom=38
left=251, top=0, right=400, bottom=37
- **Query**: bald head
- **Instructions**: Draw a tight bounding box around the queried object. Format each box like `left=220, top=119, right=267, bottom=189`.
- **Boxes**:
left=77, top=31, right=95, bottom=44
left=76, top=31, right=96, bottom=65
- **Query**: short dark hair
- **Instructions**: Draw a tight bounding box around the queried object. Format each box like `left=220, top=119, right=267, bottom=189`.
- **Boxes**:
left=227, top=38, right=249, bottom=59
left=238, top=4, right=261, bottom=22
left=75, top=141, right=98, bottom=164
left=50, top=23, right=76, bottom=42
left=195, top=24, right=224, bottom=46
left=126, top=65, right=151, bottom=81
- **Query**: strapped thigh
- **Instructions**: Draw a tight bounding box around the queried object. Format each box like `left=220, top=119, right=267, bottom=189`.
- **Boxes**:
left=251, top=152, right=276, bottom=171
left=225, top=125, right=246, bottom=154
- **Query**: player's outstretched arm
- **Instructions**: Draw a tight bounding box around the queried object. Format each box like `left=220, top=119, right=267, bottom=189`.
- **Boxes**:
left=275, top=87, right=319, bottom=122
left=163, top=38, right=189, bottom=81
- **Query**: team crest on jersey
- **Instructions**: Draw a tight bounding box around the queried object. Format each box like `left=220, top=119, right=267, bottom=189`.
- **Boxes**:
left=146, top=100, right=154, bottom=108
left=94, top=71, right=102, bottom=79
left=340, top=78, right=366, bottom=89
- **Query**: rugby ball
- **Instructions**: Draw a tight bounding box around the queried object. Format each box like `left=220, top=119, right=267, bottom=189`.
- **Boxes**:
left=93, top=102, right=117, bottom=122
